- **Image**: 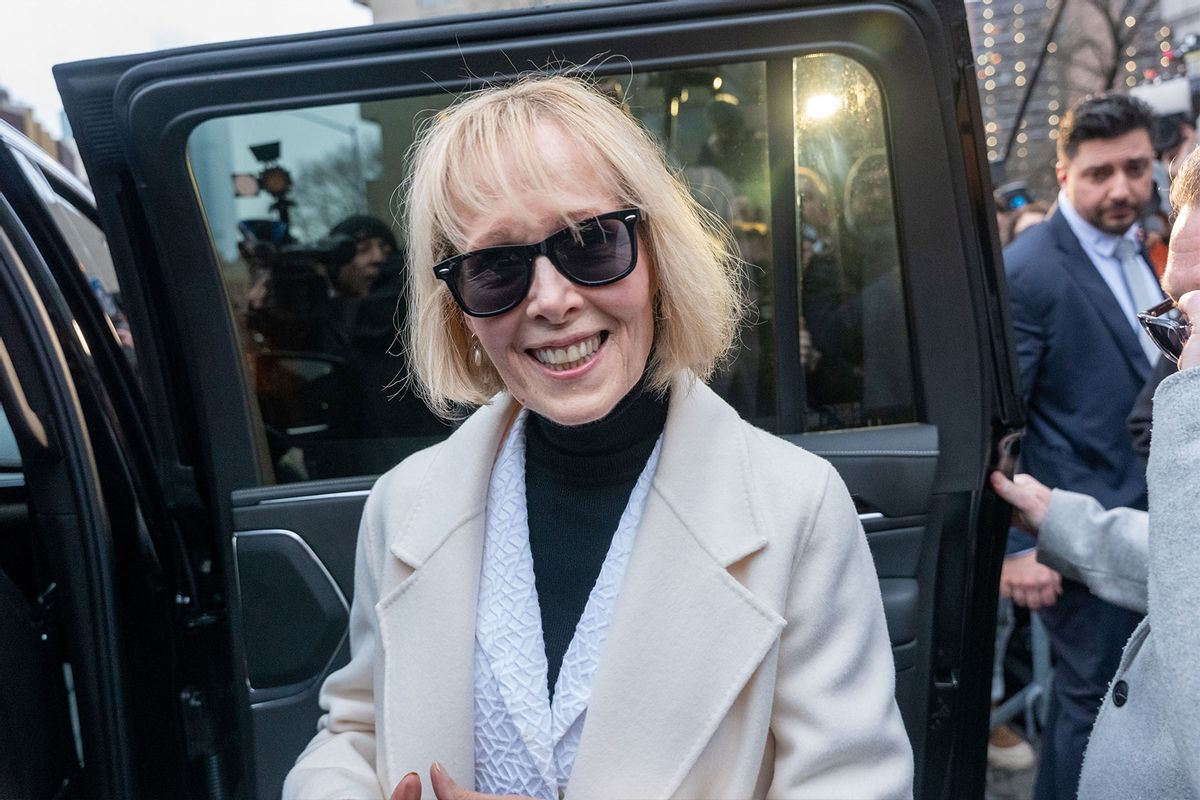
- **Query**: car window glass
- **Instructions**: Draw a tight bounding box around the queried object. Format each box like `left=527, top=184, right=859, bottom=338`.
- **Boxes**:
left=793, top=54, right=915, bottom=430
left=0, top=407, right=18, bottom=472
left=187, top=54, right=913, bottom=484
left=10, top=150, right=136, bottom=360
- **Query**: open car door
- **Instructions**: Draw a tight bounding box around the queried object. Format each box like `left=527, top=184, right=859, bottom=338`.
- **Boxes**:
left=57, top=0, right=1023, bottom=797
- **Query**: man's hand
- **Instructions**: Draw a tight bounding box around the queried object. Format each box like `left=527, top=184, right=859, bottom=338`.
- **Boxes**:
left=989, top=471, right=1052, bottom=534
left=1177, top=290, right=1200, bottom=371
left=1000, top=551, right=1062, bottom=610
left=390, top=764, right=535, bottom=800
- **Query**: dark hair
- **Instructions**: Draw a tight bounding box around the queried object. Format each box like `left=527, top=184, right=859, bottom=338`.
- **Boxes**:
left=1000, top=199, right=1051, bottom=245
left=1153, top=113, right=1190, bottom=158
left=329, top=214, right=398, bottom=252
left=1057, top=93, right=1156, bottom=162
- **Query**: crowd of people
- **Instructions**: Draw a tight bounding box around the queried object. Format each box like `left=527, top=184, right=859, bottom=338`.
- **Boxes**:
left=987, top=92, right=1200, bottom=798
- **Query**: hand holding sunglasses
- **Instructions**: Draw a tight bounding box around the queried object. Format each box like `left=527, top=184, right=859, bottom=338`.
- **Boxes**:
left=1174, top=291, right=1200, bottom=371
left=1137, top=295, right=1194, bottom=366
left=433, top=208, right=641, bottom=317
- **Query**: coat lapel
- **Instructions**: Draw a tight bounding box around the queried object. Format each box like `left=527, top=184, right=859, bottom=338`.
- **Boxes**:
left=567, top=379, right=785, bottom=799
left=375, top=397, right=518, bottom=790
left=1050, top=211, right=1153, bottom=382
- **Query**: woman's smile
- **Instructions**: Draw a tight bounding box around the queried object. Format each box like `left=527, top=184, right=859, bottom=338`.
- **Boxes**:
left=529, top=332, right=606, bottom=372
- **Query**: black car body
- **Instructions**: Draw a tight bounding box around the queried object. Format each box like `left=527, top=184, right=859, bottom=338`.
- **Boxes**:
left=0, top=0, right=1023, bottom=797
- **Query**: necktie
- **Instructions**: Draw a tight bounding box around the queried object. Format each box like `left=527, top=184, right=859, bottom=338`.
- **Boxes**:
left=1115, top=237, right=1162, bottom=364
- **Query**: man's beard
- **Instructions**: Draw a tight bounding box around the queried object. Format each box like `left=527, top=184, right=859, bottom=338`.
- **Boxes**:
left=1084, top=202, right=1141, bottom=235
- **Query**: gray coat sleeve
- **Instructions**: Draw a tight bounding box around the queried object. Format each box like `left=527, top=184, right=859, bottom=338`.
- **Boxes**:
left=1146, top=367, right=1200, bottom=789
left=1036, top=490, right=1148, bottom=614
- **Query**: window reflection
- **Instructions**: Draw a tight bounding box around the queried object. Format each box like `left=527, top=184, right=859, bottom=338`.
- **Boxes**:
left=621, top=64, right=777, bottom=426
left=185, top=54, right=915, bottom=482
left=793, top=54, right=915, bottom=430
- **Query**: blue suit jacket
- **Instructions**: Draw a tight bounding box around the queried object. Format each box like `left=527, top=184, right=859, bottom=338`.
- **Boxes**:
left=1004, top=210, right=1157, bottom=554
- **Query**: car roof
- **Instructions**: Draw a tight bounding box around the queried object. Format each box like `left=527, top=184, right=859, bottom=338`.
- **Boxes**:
left=0, top=119, right=96, bottom=210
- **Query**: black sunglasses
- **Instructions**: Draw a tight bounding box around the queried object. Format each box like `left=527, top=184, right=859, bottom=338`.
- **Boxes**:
left=1137, top=297, right=1191, bottom=364
left=433, top=208, right=641, bottom=317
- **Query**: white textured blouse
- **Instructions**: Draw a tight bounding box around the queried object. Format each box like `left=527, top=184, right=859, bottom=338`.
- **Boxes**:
left=473, top=410, right=663, bottom=799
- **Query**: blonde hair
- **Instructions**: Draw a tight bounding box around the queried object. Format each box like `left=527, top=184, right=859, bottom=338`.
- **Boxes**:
left=402, top=74, right=745, bottom=419
left=1170, top=145, right=1200, bottom=215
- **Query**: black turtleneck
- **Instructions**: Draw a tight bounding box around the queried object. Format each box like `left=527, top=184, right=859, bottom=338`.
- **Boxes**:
left=525, top=376, right=669, bottom=700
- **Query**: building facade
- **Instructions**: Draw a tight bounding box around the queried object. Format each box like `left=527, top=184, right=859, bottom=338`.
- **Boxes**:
left=966, top=0, right=1176, bottom=201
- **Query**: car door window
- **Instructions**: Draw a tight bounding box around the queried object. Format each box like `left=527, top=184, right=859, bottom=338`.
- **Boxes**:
left=0, top=406, right=18, bottom=477
left=187, top=53, right=913, bottom=483
left=9, top=149, right=136, bottom=359
left=793, top=54, right=915, bottom=430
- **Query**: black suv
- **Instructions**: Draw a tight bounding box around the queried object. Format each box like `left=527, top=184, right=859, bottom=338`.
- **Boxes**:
left=0, top=1, right=1022, bottom=797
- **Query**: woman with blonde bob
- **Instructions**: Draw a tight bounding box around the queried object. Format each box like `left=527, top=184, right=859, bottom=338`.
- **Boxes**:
left=284, top=74, right=912, bottom=800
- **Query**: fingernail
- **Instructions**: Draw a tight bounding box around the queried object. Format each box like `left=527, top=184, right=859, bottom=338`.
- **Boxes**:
left=431, top=761, right=445, bottom=777
left=404, top=771, right=419, bottom=780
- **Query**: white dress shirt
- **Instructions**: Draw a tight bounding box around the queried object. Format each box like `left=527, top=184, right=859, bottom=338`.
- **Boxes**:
left=1057, top=190, right=1163, bottom=341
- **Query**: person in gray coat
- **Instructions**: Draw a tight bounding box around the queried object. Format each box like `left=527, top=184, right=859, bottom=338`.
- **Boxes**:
left=990, top=145, right=1200, bottom=799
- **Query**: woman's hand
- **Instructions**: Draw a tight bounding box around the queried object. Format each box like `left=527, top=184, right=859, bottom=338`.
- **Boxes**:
left=1177, top=290, right=1200, bottom=371
left=390, top=763, right=537, bottom=800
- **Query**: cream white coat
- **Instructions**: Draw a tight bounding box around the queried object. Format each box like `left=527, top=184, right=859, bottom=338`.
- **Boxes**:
left=283, top=377, right=913, bottom=800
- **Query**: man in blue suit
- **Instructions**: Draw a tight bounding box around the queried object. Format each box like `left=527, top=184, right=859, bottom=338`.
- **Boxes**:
left=999, top=93, right=1162, bottom=798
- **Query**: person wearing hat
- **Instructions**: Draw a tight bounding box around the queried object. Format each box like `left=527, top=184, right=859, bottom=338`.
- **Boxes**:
left=328, top=214, right=400, bottom=299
